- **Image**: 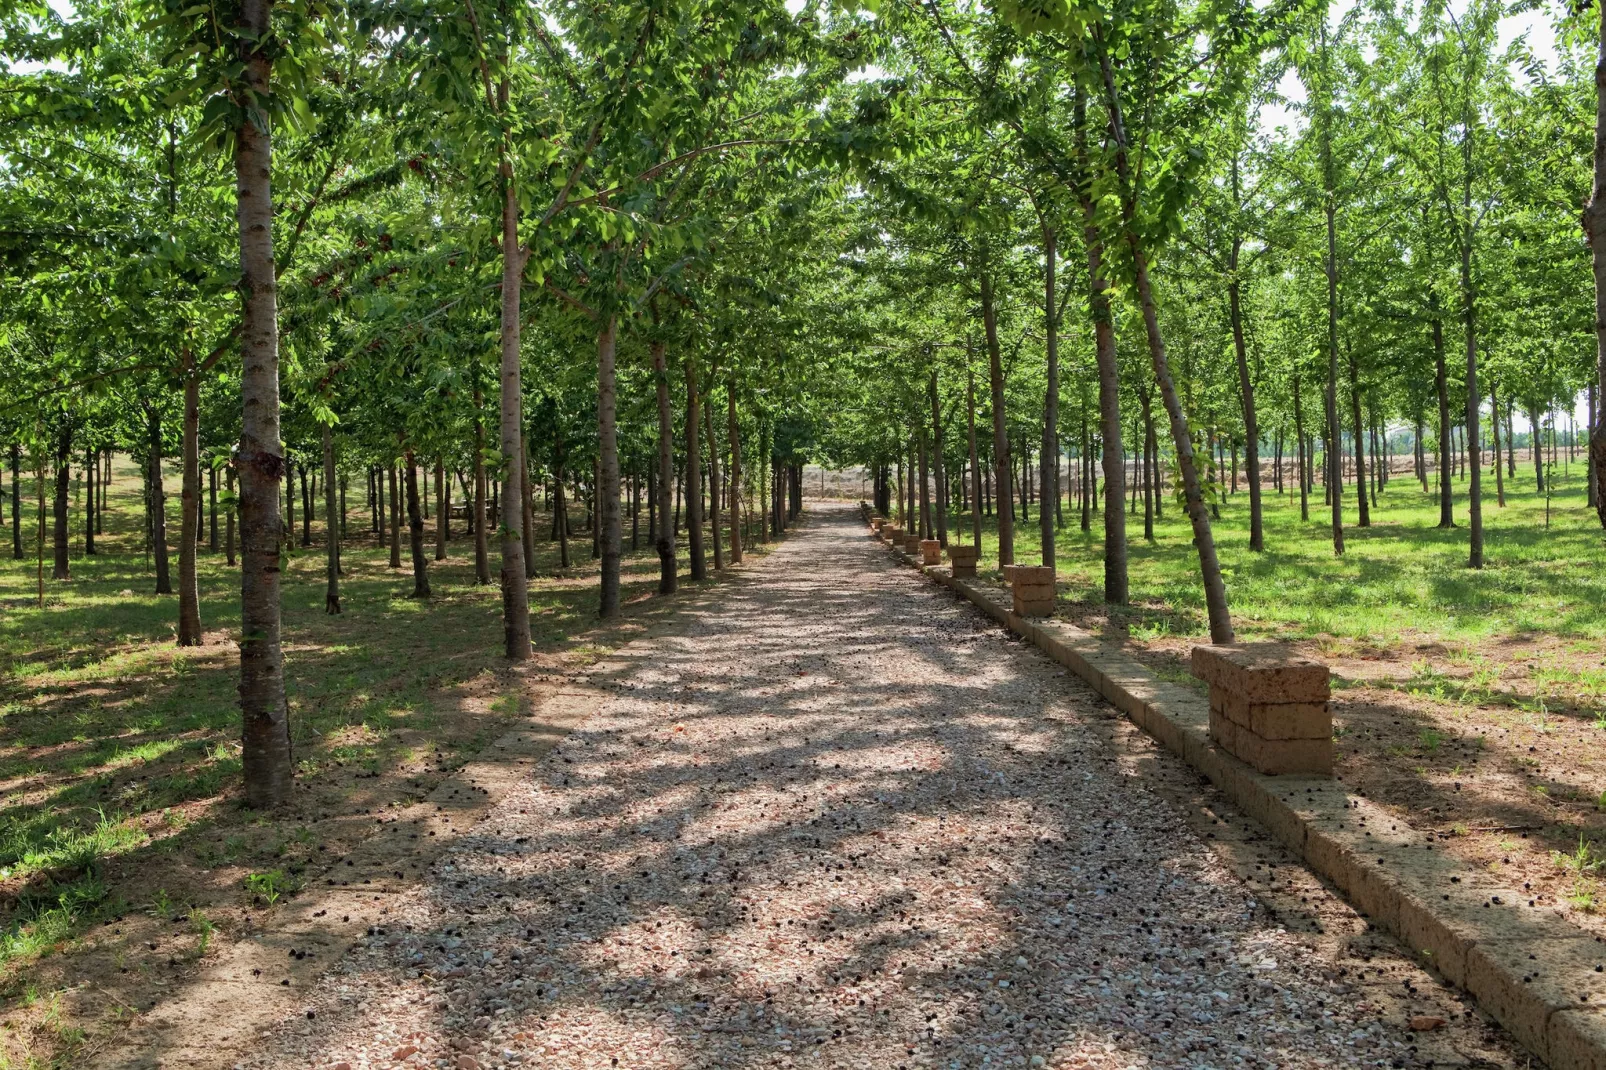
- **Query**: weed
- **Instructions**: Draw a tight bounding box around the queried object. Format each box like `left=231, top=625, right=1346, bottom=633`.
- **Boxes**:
left=244, top=869, right=296, bottom=905
left=1554, top=835, right=1604, bottom=877
left=147, top=890, right=177, bottom=921
left=1419, top=729, right=1443, bottom=753
left=188, top=910, right=214, bottom=958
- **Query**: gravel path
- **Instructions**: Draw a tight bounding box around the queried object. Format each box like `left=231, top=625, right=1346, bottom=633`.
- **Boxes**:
left=251, top=505, right=1503, bottom=1070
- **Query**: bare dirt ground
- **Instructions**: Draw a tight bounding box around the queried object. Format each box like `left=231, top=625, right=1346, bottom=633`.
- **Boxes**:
left=1074, top=622, right=1606, bottom=950
left=210, top=504, right=1532, bottom=1070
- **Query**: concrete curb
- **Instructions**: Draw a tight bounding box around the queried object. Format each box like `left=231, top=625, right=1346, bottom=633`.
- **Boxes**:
left=876, top=529, right=1606, bottom=1070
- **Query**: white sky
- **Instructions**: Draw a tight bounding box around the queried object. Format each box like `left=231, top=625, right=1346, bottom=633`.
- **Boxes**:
left=1261, top=0, right=1561, bottom=133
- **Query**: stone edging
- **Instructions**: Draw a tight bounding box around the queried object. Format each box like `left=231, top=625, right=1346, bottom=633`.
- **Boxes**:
left=874, top=528, right=1606, bottom=1070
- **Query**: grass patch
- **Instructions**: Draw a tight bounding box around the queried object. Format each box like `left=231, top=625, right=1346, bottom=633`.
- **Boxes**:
left=958, top=462, right=1606, bottom=646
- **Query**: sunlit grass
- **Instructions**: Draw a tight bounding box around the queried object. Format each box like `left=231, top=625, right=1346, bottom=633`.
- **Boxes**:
left=953, top=459, right=1606, bottom=645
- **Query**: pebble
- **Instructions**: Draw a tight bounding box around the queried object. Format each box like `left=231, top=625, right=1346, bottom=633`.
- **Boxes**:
left=239, top=506, right=1449, bottom=1069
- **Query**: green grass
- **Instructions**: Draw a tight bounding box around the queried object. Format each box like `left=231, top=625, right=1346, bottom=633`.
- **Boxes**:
left=952, top=456, right=1606, bottom=645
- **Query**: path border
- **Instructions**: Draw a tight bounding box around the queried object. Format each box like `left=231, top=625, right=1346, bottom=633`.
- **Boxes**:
left=872, top=518, right=1606, bottom=1070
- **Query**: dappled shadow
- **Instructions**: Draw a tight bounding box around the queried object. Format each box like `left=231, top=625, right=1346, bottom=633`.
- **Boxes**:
left=224, top=505, right=1427, bottom=1070
left=0, top=468, right=779, bottom=1067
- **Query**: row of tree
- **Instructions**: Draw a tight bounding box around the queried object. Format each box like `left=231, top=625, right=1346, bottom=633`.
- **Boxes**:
left=4, top=0, right=1605, bottom=806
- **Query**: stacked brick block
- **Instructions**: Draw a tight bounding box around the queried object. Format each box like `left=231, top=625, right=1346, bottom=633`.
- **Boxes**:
left=919, top=539, right=942, bottom=565
left=1192, top=643, right=1332, bottom=775
left=1009, top=565, right=1055, bottom=617
left=947, top=544, right=979, bottom=578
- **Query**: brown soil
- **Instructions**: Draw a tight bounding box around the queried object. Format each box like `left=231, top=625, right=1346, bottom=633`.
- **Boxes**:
left=1055, top=598, right=1606, bottom=948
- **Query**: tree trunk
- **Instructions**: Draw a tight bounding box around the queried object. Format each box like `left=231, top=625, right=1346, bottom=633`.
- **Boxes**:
left=1590, top=384, right=1599, bottom=509
left=704, top=382, right=723, bottom=570
left=324, top=423, right=341, bottom=614
left=1141, top=390, right=1156, bottom=541
left=652, top=337, right=677, bottom=592
left=589, top=458, right=600, bottom=559
left=284, top=461, right=295, bottom=552
left=727, top=377, right=743, bottom=564
left=1040, top=227, right=1059, bottom=568
left=1095, top=56, right=1232, bottom=642
left=1461, top=236, right=1483, bottom=569
left=405, top=452, right=430, bottom=598
left=1505, top=401, right=1515, bottom=477
left=1348, top=344, right=1369, bottom=528
left=234, top=0, right=291, bottom=808
left=758, top=423, right=769, bottom=543
left=931, top=369, right=949, bottom=548
left=473, top=389, right=491, bottom=584
left=1491, top=380, right=1505, bottom=507
left=1433, top=312, right=1454, bottom=527
left=51, top=427, right=70, bottom=581
left=1588, top=0, right=1606, bottom=523
left=10, top=444, right=20, bottom=560
left=631, top=469, right=639, bottom=552
left=1072, top=104, right=1128, bottom=599
left=209, top=463, right=219, bottom=552
left=1414, top=411, right=1427, bottom=491
left=226, top=464, right=237, bottom=566
left=980, top=266, right=1013, bottom=567
left=966, top=365, right=983, bottom=548
left=917, top=427, right=931, bottom=539
left=178, top=362, right=202, bottom=644
left=496, top=178, right=532, bottom=659
left=388, top=465, right=401, bottom=568
left=1323, top=204, right=1344, bottom=554
left=150, top=412, right=172, bottom=594
left=1228, top=227, right=1263, bottom=552
left=684, top=355, right=705, bottom=581
left=435, top=458, right=448, bottom=560
left=555, top=467, right=571, bottom=569
left=1079, top=417, right=1091, bottom=532
left=300, top=459, right=312, bottom=546
left=521, top=438, right=536, bottom=580
left=598, top=316, right=622, bottom=616
left=83, top=443, right=96, bottom=556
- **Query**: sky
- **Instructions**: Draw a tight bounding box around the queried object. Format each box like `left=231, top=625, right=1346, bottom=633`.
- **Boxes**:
left=1261, top=0, right=1563, bottom=133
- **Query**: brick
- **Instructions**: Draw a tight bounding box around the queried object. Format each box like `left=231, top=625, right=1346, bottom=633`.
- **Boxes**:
left=920, top=539, right=941, bottom=565
left=1230, top=731, right=1331, bottom=775
left=1209, top=706, right=1238, bottom=751
left=1191, top=642, right=1330, bottom=703
left=903, top=535, right=922, bottom=553
left=951, top=562, right=977, bottom=578
left=947, top=545, right=980, bottom=563
left=1001, top=564, right=1017, bottom=583
left=1209, top=685, right=1330, bottom=740
left=1012, top=595, right=1054, bottom=618
left=1010, top=565, right=1055, bottom=586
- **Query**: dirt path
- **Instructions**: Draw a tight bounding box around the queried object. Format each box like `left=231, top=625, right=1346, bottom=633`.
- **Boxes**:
left=238, top=505, right=1529, bottom=1070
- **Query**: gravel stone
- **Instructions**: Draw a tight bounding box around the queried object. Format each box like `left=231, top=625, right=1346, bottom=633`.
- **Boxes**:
left=243, top=506, right=1475, bottom=1069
